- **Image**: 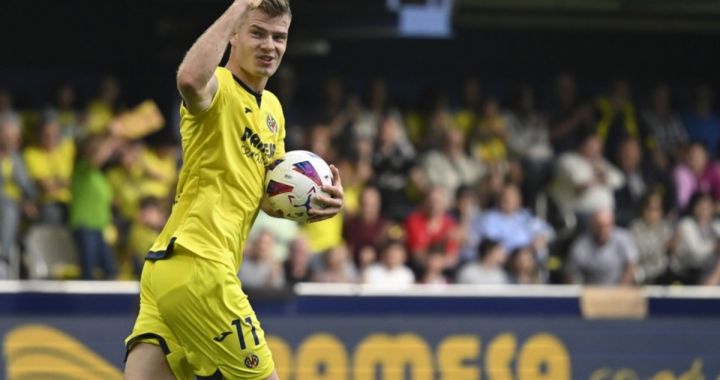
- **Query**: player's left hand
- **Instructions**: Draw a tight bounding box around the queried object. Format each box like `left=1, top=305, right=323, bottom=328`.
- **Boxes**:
left=308, top=164, right=344, bottom=223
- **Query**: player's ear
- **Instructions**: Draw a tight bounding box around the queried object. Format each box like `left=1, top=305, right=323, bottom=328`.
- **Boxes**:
left=230, top=33, right=238, bottom=47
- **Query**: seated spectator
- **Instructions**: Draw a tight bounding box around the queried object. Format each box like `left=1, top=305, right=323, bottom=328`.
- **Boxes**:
left=312, top=244, right=357, bottom=283
left=629, top=192, right=673, bottom=285
left=614, top=137, right=676, bottom=226
left=404, top=187, right=460, bottom=274
left=506, top=246, right=543, bottom=284
left=669, top=192, right=720, bottom=284
left=362, top=241, right=415, bottom=287
left=673, top=142, right=720, bottom=210
left=550, top=129, right=624, bottom=220
left=565, top=209, right=638, bottom=286
left=453, top=77, right=482, bottom=139
left=283, top=234, right=314, bottom=287
left=343, top=186, right=388, bottom=267
left=372, top=115, right=418, bottom=221
left=683, top=84, right=720, bottom=158
left=70, top=134, right=123, bottom=280
left=23, top=113, right=75, bottom=224
left=640, top=83, right=687, bottom=166
left=127, top=197, right=167, bottom=277
left=239, top=230, right=285, bottom=290
left=0, top=115, right=38, bottom=279
left=420, top=249, right=449, bottom=285
left=249, top=210, right=299, bottom=262
left=456, top=239, right=508, bottom=285
left=471, top=183, right=555, bottom=260
left=594, top=80, right=640, bottom=159
left=453, top=185, right=482, bottom=263
left=470, top=97, right=508, bottom=170
left=548, top=73, right=595, bottom=154
left=419, top=126, right=484, bottom=199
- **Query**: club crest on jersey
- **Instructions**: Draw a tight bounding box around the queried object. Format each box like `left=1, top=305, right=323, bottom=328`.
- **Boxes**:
left=266, top=114, right=278, bottom=134
left=245, top=354, right=260, bottom=369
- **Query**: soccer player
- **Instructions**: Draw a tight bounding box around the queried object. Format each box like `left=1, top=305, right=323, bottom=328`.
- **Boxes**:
left=124, top=1, right=344, bottom=379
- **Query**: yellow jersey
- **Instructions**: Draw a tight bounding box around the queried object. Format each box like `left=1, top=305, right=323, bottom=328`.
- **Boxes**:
left=148, top=67, right=286, bottom=271
left=23, top=139, right=76, bottom=203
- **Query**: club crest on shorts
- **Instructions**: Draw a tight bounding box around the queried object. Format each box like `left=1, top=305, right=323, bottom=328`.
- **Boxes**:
left=266, top=114, right=278, bottom=134
left=245, top=353, right=260, bottom=369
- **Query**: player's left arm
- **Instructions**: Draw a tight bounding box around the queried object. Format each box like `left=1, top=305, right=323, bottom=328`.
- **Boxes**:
left=308, top=165, right=344, bottom=223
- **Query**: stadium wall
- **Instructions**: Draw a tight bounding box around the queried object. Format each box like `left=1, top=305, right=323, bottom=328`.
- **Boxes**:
left=1, top=282, right=719, bottom=380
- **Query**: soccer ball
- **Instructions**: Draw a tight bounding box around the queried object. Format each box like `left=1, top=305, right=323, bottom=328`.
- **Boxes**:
left=264, top=150, right=333, bottom=223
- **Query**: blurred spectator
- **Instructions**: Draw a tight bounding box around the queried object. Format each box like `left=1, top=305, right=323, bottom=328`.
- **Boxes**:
left=453, top=77, right=482, bottom=139
left=48, top=83, right=80, bottom=139
left=372, top=115, right=418, bottom=221
left=302, top=210, right=343, bottom=257
left=419, top=126, right=484, bottom=199
left=70, top=134, right=122, bottom=280
left=470, top=97, right=508, bottom=169
left=362, top=241, right=415, bottom=287
left=283, top=234, right=314, bottom=287
left=334, top=153, right=372, bottom=216
left=127, top=197, right=166, bottom=277
left=506, top=246, right=543, bottom=284
left=420, top=249, right=449, bottom=285
left=0, top=115, right=38, bottom=279
left=84, top=75, right=121, bottom=136
left=239, top=230, right=285, bottom=289
left=249, top=210, right=299, bottom=262
left=683, top=84, right=720, bottom=158
left=470, top=183, right=554, bottom=261
left=456, top=239, right=508, bottom=285
left=565, top=209, right=638, bottom=286
left=629, top=192, right=673, bottom=285
left=342, top=186, right=389, bottom=268
left=312, top=244, right=357, bottom=283
left=23, top=113, right=75, bottom=224
left=505, top=85, right=553, bottom=204
left=405, top=187, right=460, bottom=273
left=0, top=89, right=14, bottom=119
left=141, top=141, right=179, bottom=202
left=673, top=142, right=720, bottom=210
left=640, top=83, right=687, bottom=166
left=614, top=137, right=676, bottom=227
left=548, top=74, right=594, bottom=154
left=453, top=185, right=482, bottom=263
left=550, top=129, right=624, bottom=220
left=595, top=80, right=640, bottom=159
left=669, top=192, right=720, bottom=284
left=106, top=142, right=147, bottom=229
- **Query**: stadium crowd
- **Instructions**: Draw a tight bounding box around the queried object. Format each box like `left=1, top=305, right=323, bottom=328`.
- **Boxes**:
left=1, top=72, right=720, bottom=288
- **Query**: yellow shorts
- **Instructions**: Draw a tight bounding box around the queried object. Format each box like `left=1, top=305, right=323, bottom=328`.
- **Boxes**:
left=125, top=244, right=275, bottom=379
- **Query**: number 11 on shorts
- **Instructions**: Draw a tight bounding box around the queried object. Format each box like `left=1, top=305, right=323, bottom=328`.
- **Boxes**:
left=232, top=317, right=260, bottom=350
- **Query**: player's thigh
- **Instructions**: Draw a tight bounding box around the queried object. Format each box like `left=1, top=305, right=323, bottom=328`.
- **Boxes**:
left=263, top=370, right=279, bottom=380
left=125, top=343, right=175, bottom=380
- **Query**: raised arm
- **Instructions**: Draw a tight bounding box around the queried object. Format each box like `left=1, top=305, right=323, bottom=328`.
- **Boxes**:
left=176, top=0, right=261, bottom=114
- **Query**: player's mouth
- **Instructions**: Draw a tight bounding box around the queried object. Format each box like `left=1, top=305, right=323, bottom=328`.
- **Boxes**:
left=257, top=55, right=274, bottom=66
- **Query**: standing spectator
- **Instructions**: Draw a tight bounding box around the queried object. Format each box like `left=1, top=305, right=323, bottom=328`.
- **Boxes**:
left=419, top=127, right=484, bottom=199
left=456, top=239, right=508, bottom=285
left=453, top=185, right=482, bottom=264
left=48, top=83, right=80, bottom=139
left=641, top=83, right=687, bottom=166
left=595, top=80, right=640, bottom=159
left=405, top=187, right=460, bottom=273
left=471, top=183, right=554, bottom=259
left=630, top=192, right=674, bottom=285
left=84, top=75, right=122, bottom=136
left=548, top=74, right=594, bottom=154
left=0, top=115, right=37, bottom=279
left=614, top=137, right=676, bottom=226
left=683, top=84, right=720, bottom=158
left=0, top=89, right=14, bottom=119
left=453, top=77, right=482, bottom=139
left=342, top=186, right=388, bottom=268
left=239, top=230, right=285, bottom=290
left=550, top=129, right=624, bottom=221
left=669, top=192, right=720, bottom=284
left=673, top=142, right=720, bottom=210
left=470, top=97, right=508, bottom=169
left=372, top=115, right=418, bottom=221
left=565, top=209, right=638, bottom=286
left=506, top=246, right=543, bottom=284
left=23, top=113, right=75, bottom=224
left=362, top=241, right=415, bottom=287
left=70, top=134, right=121, bottom=280
left=127, top=197, right=167, bottom=277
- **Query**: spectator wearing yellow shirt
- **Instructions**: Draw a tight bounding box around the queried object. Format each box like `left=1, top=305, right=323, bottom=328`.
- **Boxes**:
left=84, top=76, right=121, bottom=136
left=140, top=141, right=179, bottom=202
left=470, top=97, right=508, bottom=169
left=127, top=197, right=167, bottom=277
left=0, top=115, right=38, bottom=278
left=23, top=114, right=76, bottom=224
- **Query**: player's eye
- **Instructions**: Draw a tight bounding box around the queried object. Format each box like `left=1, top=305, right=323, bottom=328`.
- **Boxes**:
left=273, top=35, right=286, bottom=42
left=250, top=30, right=263, bottom=37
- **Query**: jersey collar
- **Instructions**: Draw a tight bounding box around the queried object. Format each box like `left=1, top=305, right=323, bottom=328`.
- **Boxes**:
left=231, top=73, right=263, bottom=107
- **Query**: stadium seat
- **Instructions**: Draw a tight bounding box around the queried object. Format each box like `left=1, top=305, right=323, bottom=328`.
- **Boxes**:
left=23, top=224, right=80, bottom=279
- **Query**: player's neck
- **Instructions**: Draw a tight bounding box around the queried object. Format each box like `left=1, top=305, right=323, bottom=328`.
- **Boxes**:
left=227, top=64, right=267, bottom=94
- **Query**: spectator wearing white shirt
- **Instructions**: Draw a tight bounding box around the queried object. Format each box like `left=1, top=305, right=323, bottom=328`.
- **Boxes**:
left=456, top=239, right=509, bottom=285
left=362, top=241, right=415, bottom=286
left=670, top=192, right=720, bottom=284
